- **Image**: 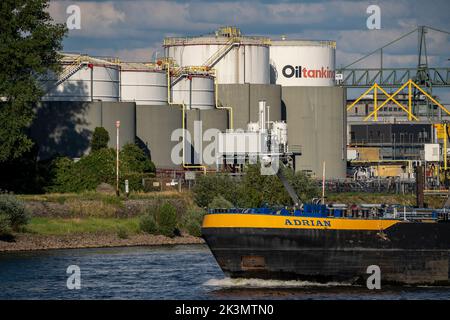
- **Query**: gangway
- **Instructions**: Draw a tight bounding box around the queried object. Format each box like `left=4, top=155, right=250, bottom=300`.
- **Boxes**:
left=276, top=162, right=302, bottom=207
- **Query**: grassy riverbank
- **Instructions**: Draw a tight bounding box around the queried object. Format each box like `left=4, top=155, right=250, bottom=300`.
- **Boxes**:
left=27, top=217, right=141, bottom=236
left=0, top=191, right=204, bottom=252
left=1, top=190, right=447, bottom=253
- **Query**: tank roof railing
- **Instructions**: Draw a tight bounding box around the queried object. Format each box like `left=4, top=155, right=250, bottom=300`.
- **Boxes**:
left=163, top=35, right=271, bottom=46
left=60, top=52, right=121, bottom=65
left=271, top=39, right=336, bottom=48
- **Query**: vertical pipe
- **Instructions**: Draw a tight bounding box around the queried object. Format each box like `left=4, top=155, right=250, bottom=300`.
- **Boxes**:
left=189, top=76, right=192, bottom=110
left=116, top=120, right=120, bottom=196
left=118, top=64, right=122, bottom=101
left=444, top=123, right=447, bottom=170
left=166, top=63, right=171, bottom=104
left=259, top=100, right=266, bottom=132
left=416, top=165, right=424, bottom=208
left=90, top=65, right=94, bottom=102
left=408, top=81, right=412, bottom=121
left=374, top=85, right=378, bottom=121
left=322, top=161, right=326, bottom=204
left=214, top=69, right=218, bottom=108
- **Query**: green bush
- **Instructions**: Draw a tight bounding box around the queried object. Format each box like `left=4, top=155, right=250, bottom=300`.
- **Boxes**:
left=208, top=195, right=233, bottom=209
left=237, top=165, right=320, bottom=207
left=186, top=220, right=202, bottom=237
left=192, top=164, right=320, bottom=208
left=91, top=127, right=110, bottom=152
left=116, top=226, right=129, bottom=239
left=0, top=194, right=29, bottom=232
left=155, top=203, right=178, bottom=237
left=120, top=143, right=155, bottom=174
left=0, top=213, right=12, bottom=236
left=192, top=174, right=239, bottom=207
left=183, top=208, right=206, bottom=237
left=139, top=214, right=158, bottom=234
left=48, top=143, right=156, bottom=193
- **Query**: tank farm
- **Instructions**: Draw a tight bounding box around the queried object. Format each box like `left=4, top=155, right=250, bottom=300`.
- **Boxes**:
left=35, top=27, right=450, bottom=285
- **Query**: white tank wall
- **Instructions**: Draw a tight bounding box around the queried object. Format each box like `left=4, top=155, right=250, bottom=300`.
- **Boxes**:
left=121, top=70, right=167, bottom=105
left=270, top=41, right=336, bottom=87
left=43, top=65, right=120, bottom=102
left=166, top=44, right=269, bottom=84
left=172, top=75, right=215, bottom=110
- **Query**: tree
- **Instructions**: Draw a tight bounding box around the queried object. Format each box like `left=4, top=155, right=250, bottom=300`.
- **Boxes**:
left=48, top=144, right=156, bottom=193
left=0, top=0, right=67, bottom=162
left=91, top=127, right=110, bottom=152
left=120, top=143, right=155, bottom=173
left=192, top=174, right=238, bottom=207
left=192, top=164, right=320, bottom=208
left=239, top=164, right=320, bottom=207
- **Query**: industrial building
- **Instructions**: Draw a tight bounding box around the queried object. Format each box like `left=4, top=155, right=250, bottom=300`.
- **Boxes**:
left=33, top=27, right=347, bottom=178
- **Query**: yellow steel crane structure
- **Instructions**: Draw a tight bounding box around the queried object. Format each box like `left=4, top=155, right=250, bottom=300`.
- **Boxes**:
left=346, top=79, right=450, bottom=122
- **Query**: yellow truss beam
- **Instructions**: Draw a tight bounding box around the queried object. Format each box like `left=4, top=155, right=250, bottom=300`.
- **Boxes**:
left=346, top=79, right=450, bottom=122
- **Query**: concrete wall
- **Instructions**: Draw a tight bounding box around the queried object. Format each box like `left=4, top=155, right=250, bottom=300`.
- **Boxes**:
left=136, top=105, right=182, bottom=168
left=282, top=86, right=346, bottom=178
left=136, top=105, right=228, bottom=168
left=31, top=101, right=136, bottom=160
left=101, top=102, right=136, bottom=150
left=218, top=84, right=282, bottom=130
left=186, top=109, right=228, bottom=166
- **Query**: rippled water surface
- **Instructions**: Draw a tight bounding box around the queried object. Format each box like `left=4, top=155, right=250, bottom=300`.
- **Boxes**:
left=0, top=244, right=449, bottom=300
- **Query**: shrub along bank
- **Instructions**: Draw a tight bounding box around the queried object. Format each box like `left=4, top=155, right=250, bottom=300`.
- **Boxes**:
left=49, top=143, right=155, bottom=193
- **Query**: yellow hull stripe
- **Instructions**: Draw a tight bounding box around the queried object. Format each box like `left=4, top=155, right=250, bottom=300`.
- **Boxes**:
left=202, top=214, right=401, bottom=231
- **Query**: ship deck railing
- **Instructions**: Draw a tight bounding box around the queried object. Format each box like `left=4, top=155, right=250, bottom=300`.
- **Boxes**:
left=207, top=207, right=450, bottom=222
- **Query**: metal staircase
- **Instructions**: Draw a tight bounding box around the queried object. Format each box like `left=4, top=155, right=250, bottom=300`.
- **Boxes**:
left=54, top=60, right=87, bottom=87
left=202, top=38, right=240, bottom=68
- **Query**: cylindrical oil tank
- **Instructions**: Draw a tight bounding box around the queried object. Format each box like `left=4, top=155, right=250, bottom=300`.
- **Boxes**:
left=120, top=63, right=168, bottom=105
left=270, top=40, right=336, bottom=87
left=164, top=29, right=270, bottom=84
left=171, top=74, right=215, bottom=110
left=42, top=55, right=120, bottom=102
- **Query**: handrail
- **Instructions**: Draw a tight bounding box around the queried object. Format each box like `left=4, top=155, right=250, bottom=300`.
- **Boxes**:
left=181, top=102, right=207, bottom=174
left=213, top=69, right=233, bottom=130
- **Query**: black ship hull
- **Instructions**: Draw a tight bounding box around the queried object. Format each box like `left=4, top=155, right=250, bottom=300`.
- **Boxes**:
left=202, top=221, right=450, bottom=285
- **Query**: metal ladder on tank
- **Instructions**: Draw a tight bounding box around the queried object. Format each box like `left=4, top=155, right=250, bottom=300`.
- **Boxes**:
left=202, top=38, right=240, bottom=68
left=54, top=58, right=89, bottom=87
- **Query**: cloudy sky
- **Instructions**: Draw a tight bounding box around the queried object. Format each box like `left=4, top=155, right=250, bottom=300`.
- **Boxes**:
left=48, top=0, right=450, bottom=66
left=48, top=0, right=450, bottom=101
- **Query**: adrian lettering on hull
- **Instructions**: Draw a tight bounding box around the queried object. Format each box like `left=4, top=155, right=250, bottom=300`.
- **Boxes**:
left=285, top=218, right=331, bottom=227
left=282, top=64, right=335, bottom=79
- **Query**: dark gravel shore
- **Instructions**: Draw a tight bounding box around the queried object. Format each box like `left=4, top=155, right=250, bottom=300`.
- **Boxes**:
left=0, top=233, right=204, bottom=252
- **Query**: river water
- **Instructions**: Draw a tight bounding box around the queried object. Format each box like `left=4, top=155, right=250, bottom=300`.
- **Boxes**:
left=0, top=244, right=449, bottom=300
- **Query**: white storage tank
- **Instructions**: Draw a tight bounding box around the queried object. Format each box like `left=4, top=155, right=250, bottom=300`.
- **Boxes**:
left=164, top=27, right=270, bottom=84
left=42, top=54, right=120, bottom=102
left=270, top=40, right=336, bottom=87
left=120, top=62, right=168, bottom=105
left=171, top=74, right=215, bottom=110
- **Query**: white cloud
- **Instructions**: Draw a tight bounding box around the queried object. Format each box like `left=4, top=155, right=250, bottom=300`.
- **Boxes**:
left=47, top=0, right=450, bottom=68
left=48, top=1, right=126, bottom=37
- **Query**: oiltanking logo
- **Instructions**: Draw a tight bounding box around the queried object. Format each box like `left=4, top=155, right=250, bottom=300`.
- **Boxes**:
left=282, top=65, right=335, bottom=79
